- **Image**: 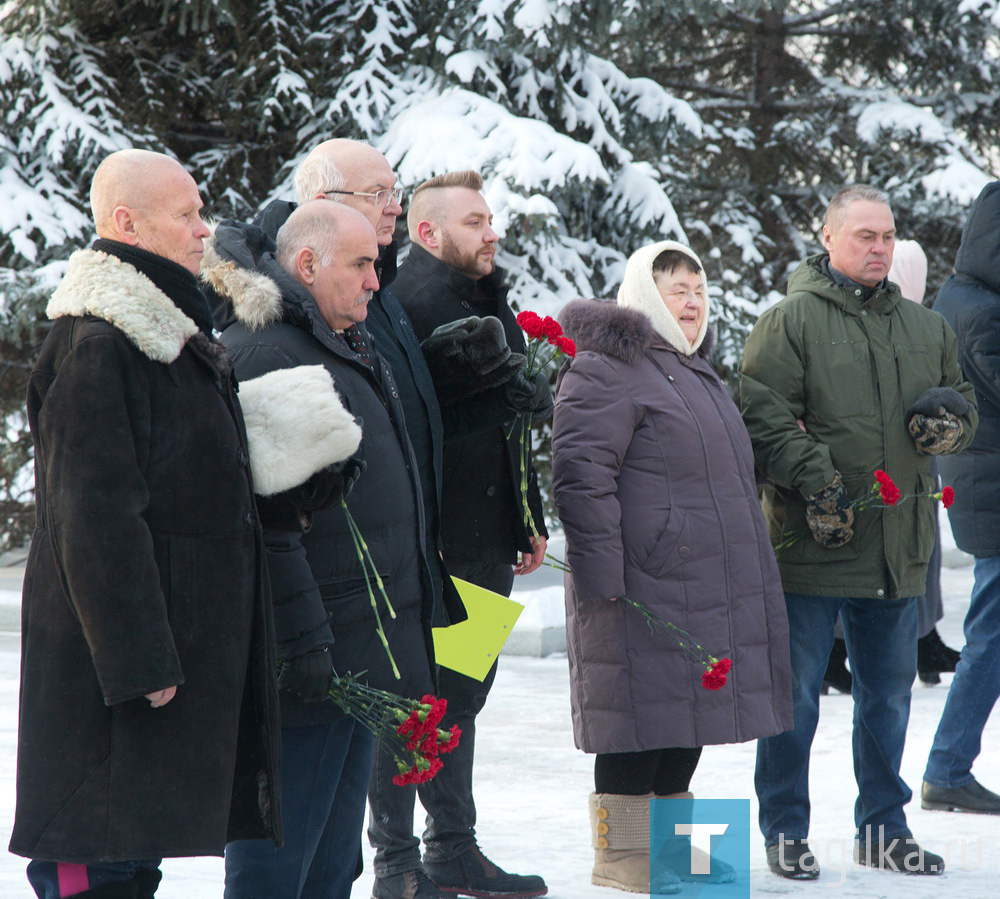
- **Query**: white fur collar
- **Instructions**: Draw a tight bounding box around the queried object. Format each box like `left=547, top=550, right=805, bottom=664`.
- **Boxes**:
left=616, top=240, right=710, bottom=356
left=47, top=249, right=198, bottom=363
left=199, top=225, right=283, bottom=332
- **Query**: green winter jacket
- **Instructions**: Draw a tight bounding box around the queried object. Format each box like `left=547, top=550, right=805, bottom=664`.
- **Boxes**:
left=739, top=254, right=977, bottom=600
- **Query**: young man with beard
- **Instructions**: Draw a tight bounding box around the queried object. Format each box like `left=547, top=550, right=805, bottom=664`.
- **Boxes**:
left=365, top=170, right=550, bottom=899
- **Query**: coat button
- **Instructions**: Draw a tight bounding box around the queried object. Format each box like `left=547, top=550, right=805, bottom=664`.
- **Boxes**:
left=597, top=822, right=609, bottom=835
left=597, top=837, right=609, bottom=849
left=860, top=309, right=867, bottom=315
left=678, top=546, right=691, bottom=558
left=244, top=510, right=256, bottom=529
left=238, top=447, right=249, bottom=466
left=595, top=806, right=608, bottom=820
left=486, top=486, right=496, bottom=497
left=877, top=588, right=885, bottom=596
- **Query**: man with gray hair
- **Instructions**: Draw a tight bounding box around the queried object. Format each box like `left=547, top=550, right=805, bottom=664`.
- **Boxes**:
left=740, top=184, right=977, bottom=880
left=213, top=199, right=438, bottom=898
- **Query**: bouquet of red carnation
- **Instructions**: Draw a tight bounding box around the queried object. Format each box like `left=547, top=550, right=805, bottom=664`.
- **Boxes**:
left=624, top=596, right=734, bottom=691
left=513, top=310, right=575, bottom=538
left=324, top=675, right=461, bottom=786
left=774, top=469, right=956, bottom=553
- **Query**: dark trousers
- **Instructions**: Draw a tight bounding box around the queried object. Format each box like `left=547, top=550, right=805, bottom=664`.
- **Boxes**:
left=368, top=558, right=515, bottom=875
left=225, top=718, right=374, bottom=899
left=26, top=859, right=161, bottom=898
left=595, top=747, right=703, bottom=796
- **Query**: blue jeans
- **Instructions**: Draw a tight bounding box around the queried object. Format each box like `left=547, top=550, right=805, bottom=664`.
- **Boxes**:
left=225, top=718, right=374, bottom=899
left=924, top=554, right=1000, bottom=787
left=755, top=593, right=918, bottom=845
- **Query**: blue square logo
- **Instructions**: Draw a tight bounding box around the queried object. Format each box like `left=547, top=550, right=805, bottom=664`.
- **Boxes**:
left=650, top=797, right=752, bottom=897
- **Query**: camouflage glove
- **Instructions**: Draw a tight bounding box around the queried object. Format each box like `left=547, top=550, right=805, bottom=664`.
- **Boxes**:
left=804, top=472, right=854, bottom=549
left=908, top=411, right=963, bottom=455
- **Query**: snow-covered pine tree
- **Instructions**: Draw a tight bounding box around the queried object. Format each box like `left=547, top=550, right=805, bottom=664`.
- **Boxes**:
left=608, top=0, right=998, bottom=367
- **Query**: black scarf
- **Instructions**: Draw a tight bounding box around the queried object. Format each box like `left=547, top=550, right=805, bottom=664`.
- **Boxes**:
left=93, top=239, right=216, bottom=335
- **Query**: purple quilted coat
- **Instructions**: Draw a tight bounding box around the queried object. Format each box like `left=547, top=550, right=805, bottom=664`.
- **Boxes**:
left=552, top=298, right=792, bottom=753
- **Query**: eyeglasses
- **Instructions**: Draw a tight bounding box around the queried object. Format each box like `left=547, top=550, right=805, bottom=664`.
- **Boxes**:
left=323, top=187, right=404, bottom=208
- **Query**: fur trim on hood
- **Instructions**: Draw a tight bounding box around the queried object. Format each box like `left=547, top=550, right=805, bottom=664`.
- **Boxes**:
left=47, top=249, right=198, bottom=363
left=199, top=223, right=284, bottom=331
left=238, top=365, right=362, bottom=496
left=561, top=297, right=714, bottom=364
left=616, top=240, right=710, bottom=356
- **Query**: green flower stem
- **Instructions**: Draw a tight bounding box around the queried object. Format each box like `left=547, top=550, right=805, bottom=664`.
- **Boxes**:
left=520, top=415, right=540, bottom=541
left=623, top=596, right=715, bottom=670
left=341, top=500, right=400, bottom=680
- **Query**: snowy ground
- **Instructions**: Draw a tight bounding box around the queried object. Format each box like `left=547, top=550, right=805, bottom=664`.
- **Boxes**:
left=0, top=522, right=997, bottom=898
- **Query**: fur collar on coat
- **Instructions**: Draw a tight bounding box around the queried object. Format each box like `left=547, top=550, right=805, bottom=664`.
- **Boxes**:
left=616, top=240, right=710, bottom=356
left=47, top=248, right=201, bottom=364
left=199, top=223, right=285, bottom=332
left=560, top=297, right=714, bottom=365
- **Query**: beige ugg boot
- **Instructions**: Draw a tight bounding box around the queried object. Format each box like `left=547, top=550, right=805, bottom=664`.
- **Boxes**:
left=589, top=792, right=681, bottom=895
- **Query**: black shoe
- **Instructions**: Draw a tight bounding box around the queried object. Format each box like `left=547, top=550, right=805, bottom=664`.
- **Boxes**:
left=423, top=845, right=547, bottom=897
left=918, top=670, right=942, bottom=685
left=922, top=778, right=1000, bottom=814
left=765, top=840, right=820, bottom=880
left=917, top=627, right=961, bottom=678
left=854, top=837, right=944, bottom=874
left=821, top=638, right=852, bottom=695
left=373, top=868, right=444, bottom=899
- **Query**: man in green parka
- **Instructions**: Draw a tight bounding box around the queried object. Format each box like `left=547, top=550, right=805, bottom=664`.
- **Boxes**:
left=739, top=185, right=977, bottom=881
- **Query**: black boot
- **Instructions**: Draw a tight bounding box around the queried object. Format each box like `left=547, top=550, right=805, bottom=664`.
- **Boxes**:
left=918, top=627, right=961, bottom=685
left=821, top=638, right=852, bottom=695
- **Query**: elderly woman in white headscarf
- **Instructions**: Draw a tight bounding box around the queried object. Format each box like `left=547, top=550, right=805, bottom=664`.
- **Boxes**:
left=551, top=241, right=793, bottom=894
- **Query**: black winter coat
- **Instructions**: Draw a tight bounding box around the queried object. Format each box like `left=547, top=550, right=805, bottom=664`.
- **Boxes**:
left=393, top=246, right=548, bottom=563
left=10, top=248, right=281, bottom=862
left=935, top=181, right=1000, bottom=557
left=208, top=223, right=436, bottom=727
left=213, top=201, right=465, bottom=628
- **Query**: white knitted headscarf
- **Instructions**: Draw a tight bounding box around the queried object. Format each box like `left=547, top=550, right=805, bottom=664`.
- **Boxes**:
left=616, top=240, right=710, bottom=356
left=889, top=239, right=927, bottom=304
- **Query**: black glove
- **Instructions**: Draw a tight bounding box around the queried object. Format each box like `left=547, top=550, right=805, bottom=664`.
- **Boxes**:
left=906, top=387, right=973, bottom=419
left=804, top=472, right=854, bottom=549
left=278, top=646, right=333, bottom=703
left=421, top=316, right=526, bottom=403
left=501, top=370, right=538, bottom=415
left=908, top=412, right=963, bottom=455
left=255, top=457, right=366, bottom=531
left=529, top=370, right=554, bottom=421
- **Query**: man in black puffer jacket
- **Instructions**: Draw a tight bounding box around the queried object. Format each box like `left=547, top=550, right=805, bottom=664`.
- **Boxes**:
left=213, top=201, right=438, bottom=899
left=921, top=180, right=1000, bottom=816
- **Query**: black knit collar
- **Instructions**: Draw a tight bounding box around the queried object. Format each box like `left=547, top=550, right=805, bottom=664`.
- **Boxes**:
left=92, top=239, right=215, bottom=335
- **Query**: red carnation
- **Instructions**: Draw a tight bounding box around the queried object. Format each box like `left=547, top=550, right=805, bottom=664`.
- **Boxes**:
left=539, top=316, right=563, bottom=339
left=420, top=695, right=448, bottom=730
left=701, top=657, right=732, bottom=691
left=941, top=486, right=955, bottom=509
left=439, top=725, right=461, bottom=754
left=874, top=469, right=901, bottom=506
left=553, top=336, right=576, bottom=357
left=516, top=311, right=545, bottom=339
